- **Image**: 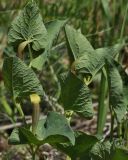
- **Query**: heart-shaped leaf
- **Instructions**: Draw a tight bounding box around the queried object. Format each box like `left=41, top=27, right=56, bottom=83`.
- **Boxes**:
left=55, top=131, right=98, bottom=160
left=9, top=112, right=75, bottom=146
left=116, top=63, right=128, bottom=106
left=74, top=44, right=124, bottom=84
left=90, top=141, right=111, bottom=160
left=59, top=71, right=93, bottom=118
left=41, top=112, right=75, bottom=145
left=45, top=19, right=67, bottom=53
left=65, top=25, right=124, bottom=84
left=31, top=19, right=67, bottom=70
left=65, top=24, right=94, bottom=61
left=106, top=60, right=127, bottom=122
left=3, top=56, right=44, bottom=101
left=8, top=1, right=47, bottom=53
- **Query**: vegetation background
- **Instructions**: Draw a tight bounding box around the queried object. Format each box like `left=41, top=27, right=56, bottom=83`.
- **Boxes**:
left=0, top=0, right=128, bottom=159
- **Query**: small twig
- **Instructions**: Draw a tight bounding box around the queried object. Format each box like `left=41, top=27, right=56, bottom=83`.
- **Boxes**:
left=0, top=119, right=32, bottom=131
left=51, top=42, right=66, bottom=51
left=44, top=94, right=64, bottom=113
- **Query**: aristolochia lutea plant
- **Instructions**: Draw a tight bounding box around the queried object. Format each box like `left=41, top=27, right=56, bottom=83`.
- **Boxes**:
left=2, top=0, right=128, bottom=159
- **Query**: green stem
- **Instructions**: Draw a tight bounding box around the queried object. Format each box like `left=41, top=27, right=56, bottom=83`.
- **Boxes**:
left=30, top=145, right=36, bottom=160
left=32, top=103, right=40, bottom=134
left=124, top=120, right=128, bottom=147
left=1, top=96, right=15, bottom=123
left=97, top=69, right=108, bottom=135
left=110, top=110, right=114, bottom=142
left=49, top=63, right=61, bottom=99
left=117, top=2, right=128, bottom=63
left=13, top=99, right=26, bottom=125
left=118, top=122, right=122, bottom=140
left=28, top=44, right=33, bottom=62
left=1, top=96, right=13, bottom=117
left=32, top=151, right=36, bottom=160
left=120, top=1, right=128, bottom=41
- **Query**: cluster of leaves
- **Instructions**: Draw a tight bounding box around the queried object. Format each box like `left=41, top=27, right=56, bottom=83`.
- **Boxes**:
left=2, top=1, right=128, bottom=159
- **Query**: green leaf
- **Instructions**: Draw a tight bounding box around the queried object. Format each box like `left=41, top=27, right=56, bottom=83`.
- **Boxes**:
left=116, top=63, right=128, bottom=106
left=65, top=25, right=94, bottom=61
left=90, top=141, right=111, bottom=160
left=30, top=51, right=47, bottom=70
left=8, top=127, right=40, bottom=145
left=2, top=56, right=43, bottom=101
left=74, top=43, right=124, bottom=84
left=101, top=0, right=111, bottom=20
left=111, top=147, right=128, bottom=160
left=56, top=131, right=98, bottom=160
left=8, top=128, right=26, bottom=145
left=106, top=60, right=127, bottom=122
left=59, top=71, right=93, bottom=118
left=124, top=86, right=128, bottom=107
left=8, top=1, right=47, bottom=52
left=31, top=19, right=67, bottom=70
left=45, top=19, right=67, bottom=53
left=9, top=112, right=75, bottom=146
left=95, top=43, right=124, bottom=60
left=39, top=112, right=75, bottom=145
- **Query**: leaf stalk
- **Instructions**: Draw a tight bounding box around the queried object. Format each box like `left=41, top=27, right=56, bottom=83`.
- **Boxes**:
left=97, top=69, right=108, bottom=135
